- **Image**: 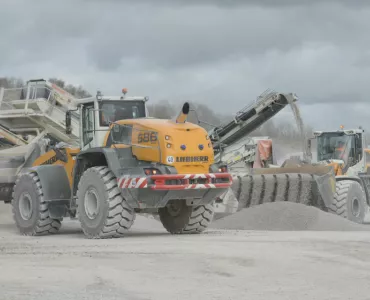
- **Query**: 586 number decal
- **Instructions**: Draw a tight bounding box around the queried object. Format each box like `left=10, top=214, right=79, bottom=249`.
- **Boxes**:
left=138, top=132, right=157, bottom=143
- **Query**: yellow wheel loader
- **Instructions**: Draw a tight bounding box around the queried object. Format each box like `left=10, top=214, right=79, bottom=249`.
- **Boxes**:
left=9, top=91, right=232, bottom=238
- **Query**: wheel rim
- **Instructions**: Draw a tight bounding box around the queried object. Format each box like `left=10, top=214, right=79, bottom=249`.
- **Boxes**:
left=19, top=192, right=33, bottom=220
left=84, top=188, right=100, bottom=220
left=352, top=198, right=360, bottom=217
left=167, top=201, right=182, bottom=217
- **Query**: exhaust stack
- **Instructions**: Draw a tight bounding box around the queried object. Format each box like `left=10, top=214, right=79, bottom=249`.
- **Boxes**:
left=175, top=102, right=190, bottom=123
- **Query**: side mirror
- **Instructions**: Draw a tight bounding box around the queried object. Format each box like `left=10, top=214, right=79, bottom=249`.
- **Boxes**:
left=65, top=111, right=72, bottom=134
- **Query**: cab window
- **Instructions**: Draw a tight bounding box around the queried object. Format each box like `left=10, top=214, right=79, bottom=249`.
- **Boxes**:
left=82, top=103, right=95, bottom=146
left=99, top=101, right=146, bottom=126
left=106, top=124, right=132, bottom=147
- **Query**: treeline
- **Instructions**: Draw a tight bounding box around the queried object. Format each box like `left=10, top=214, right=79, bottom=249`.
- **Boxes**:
left=0, top=76, right=313, bottom=140
left=48, top=78, right=92, bottom=99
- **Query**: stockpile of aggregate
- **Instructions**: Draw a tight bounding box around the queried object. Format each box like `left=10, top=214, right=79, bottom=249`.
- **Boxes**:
left=210, top=202, right=370, bottom=231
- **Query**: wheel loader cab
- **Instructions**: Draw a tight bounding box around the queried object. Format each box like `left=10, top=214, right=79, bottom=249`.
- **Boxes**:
left=76, top=90, right=149, bottom=150
left=312, top=128, right=366, bottom=175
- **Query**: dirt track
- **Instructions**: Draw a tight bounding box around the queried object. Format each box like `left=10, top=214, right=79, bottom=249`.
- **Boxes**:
left=1, top=203, right=370, bottom=299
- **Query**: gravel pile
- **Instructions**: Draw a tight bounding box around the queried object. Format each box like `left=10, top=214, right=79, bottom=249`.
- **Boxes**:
left=210, top=202, right=370, bottom=231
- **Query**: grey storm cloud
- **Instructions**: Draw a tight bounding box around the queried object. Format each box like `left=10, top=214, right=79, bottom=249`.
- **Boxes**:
left=85, top=2, right=370, bottom=71
left=1, top=0, right=370, bottom=129
left=88, top=0, right=370, bottom=8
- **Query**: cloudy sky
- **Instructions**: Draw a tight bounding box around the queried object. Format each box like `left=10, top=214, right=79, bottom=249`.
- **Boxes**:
left=1, top=0, right=370, bottom=130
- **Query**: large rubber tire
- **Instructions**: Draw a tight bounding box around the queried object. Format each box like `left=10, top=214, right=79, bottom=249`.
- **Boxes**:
left=11, top=172, right=62, bottom=236
left=76, top=166, right=136, bottom=239
left=158, top=200, right=214, bottom=234
left=329, top=180, right=366, bottom=224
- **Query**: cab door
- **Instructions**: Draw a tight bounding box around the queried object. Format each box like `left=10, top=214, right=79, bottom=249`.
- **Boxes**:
left=80, top=102, right=96, bottom=149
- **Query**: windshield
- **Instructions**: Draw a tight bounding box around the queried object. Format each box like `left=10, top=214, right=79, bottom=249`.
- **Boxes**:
left=316, top=133, right=355, bottom=163
left=99, top=100, right=146, bottom=126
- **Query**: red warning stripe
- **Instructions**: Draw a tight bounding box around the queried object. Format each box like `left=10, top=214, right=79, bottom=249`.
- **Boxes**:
left=117, top=173, right=232, bottom=190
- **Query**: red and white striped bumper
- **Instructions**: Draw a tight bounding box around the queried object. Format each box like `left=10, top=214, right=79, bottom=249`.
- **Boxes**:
left=117, top=173, right=232, bottom=190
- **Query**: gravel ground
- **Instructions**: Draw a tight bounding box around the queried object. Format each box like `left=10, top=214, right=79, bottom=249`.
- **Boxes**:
left=1, top=202, right=370, bottom=299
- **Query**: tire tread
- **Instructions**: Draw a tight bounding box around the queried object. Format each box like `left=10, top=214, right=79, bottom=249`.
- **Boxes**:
left=11, top=172, right=62, bottom=236
left=77, top=166, right=135, bottom=239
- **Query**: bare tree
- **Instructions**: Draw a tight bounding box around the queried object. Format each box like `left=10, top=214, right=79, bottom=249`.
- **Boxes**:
left=147, top=100, right=176, bottom=119
left=49, top=78, right=91, bottom=98
left=48, top=78, right=66, bottom=89
left=0, top=77, right=24, bottom=88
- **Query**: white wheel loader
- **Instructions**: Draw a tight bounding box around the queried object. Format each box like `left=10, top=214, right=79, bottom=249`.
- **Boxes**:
left=216, top=125, right=370, bottom=224
left=305, top=127, right=370, bottom=223
left=207, top=91, right=356, bottom=223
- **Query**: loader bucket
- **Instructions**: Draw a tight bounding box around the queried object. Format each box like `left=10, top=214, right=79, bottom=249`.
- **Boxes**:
left=226, top=164, right=336, bottom=214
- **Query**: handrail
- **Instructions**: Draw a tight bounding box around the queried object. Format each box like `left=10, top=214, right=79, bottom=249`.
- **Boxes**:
left=2, top=83, right=77, bottom=109
left=1, top=84, right=80, bottom=120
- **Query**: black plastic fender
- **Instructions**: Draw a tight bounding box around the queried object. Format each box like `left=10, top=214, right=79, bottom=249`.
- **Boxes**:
left=27, top=165, right=71, bottom=201
left=22, top=165, right=72, bottom=219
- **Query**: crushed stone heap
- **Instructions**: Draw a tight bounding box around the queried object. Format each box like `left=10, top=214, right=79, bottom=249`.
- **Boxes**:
left=210, top=202, right=370, bottom=231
